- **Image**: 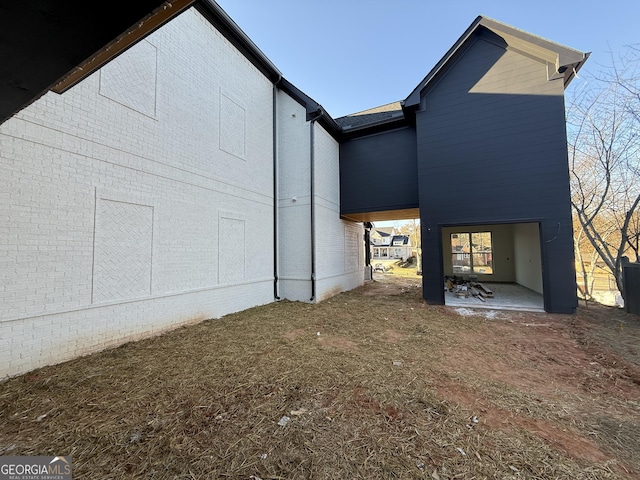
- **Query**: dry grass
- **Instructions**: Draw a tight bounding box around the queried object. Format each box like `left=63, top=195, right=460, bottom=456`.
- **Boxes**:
left=372, top=259, right=419, bottom=278
left=1, top=276, right=640, bottom=479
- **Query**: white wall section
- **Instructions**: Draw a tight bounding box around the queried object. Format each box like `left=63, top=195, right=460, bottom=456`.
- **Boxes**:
left=0, top=8, right=365, bottom=378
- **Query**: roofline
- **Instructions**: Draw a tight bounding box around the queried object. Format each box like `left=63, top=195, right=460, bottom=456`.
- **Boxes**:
left=340, top=117, right=410, bottom=140
left=404, top=15, right=590, bottom=109
left=196, top=2, right=342, bottom=139
left=562, top=51, right=590, bottom=88
left=7, top=3, right=589, bottom=142
left=277, top=78, right=342, bottom=138
left=52, top=0, right=196, bottom=94
left=335, top=15, right=589, bottom=136
left=345, top=101, right=404, bottom=117
left=195, top=0, right=282, bottom=82
left=404, top=16, right=484, bottom=109
left=479, top=16, right=590, bottom=88
left=29, top=0, right=343, bottom=139
left=479, top=16, right=587, bottom=66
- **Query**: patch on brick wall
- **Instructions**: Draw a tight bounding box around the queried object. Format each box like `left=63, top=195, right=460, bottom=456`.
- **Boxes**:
left=93, top=199, right=154, bottom=303
left=219, top=91, right=246, bottom=159
left=99, top=40, right=157, bottom=117
left=345, top=225, right=361, bottom=271
left=219, top=212, right=245, bottom=284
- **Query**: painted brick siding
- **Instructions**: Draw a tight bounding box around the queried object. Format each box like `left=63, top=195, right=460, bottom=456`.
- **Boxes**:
left=276, top=92, right=312, bottom=301
left=0, top=8, right=276, bottom=378
left=313, top=125, right=364, bottom=301
left=275, top=93, right=364, bottom=302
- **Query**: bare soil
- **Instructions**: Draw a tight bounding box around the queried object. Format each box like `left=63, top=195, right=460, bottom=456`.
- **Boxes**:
left=1, top=276, right=639, bottom=479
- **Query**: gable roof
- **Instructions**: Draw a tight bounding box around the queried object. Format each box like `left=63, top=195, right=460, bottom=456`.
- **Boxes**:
left=374, top=227, right=394, bottom=237
left=404, top=15, right=589, bottom=110
left=340, top=15, right=589, bottom=135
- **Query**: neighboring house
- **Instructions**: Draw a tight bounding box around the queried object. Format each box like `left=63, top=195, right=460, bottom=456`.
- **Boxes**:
left=390, top=236, right=412, bottom=260
left=0, top=2, right=588, bottom=377
left=371, top=227, right=395, bottom=242
left=370, top=229, right=412, bottom=260
left=370, top=228, right=393, bottom=258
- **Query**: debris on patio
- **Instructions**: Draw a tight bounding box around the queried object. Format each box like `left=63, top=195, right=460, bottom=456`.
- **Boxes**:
left=445, top=276, right=494, bottom=302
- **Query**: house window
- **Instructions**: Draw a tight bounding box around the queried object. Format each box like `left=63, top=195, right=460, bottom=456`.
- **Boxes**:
left=451, top=232, right=493, bottom=274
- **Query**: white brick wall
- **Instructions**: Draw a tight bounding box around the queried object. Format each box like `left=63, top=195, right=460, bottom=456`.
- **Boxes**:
left=275, top=93, right=364, bottom=302
left=0, top=8, right=275, bottom=378
left=276, top=92, right=313, bottom=301
left=1, top=7, right=365, bottom=378
left=313, top=125, right=364, bottom=301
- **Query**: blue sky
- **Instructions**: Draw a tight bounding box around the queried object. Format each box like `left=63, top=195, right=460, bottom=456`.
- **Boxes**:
left=213, top=0, right=638, bottom=227
left=215, top=0, right=638, bottom=119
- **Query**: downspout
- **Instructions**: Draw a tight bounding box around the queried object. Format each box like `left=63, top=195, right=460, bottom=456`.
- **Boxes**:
left=273, top=76, right=282, bottom=300
left=309, top=107, right=324, bottom=301
left=364, top=222, right=373, bottom=267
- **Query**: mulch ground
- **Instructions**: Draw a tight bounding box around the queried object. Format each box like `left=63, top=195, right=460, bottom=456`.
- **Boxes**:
left=1, top=276, right=639, bottom=479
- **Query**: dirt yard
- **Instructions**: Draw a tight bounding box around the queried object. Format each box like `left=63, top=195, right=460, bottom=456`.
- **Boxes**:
left=1, top=276, right=640, bottom=479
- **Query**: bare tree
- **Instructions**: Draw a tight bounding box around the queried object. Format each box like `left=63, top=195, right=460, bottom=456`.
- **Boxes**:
left=574, top=220, right=595, bottom=301
left=567, top=45, right=640, bottom=300
left=573, top=214, right=618, bottom=302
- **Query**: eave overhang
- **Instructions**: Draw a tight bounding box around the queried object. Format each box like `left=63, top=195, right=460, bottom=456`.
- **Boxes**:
left=194, top=0, right=282, bottom=84
left=403, top=15, right=590, bottom=111
left=0, top=0, right=194, bottom=125
left=277, top=78, right=342, bottom=140
left=340, top=117, right=410, bottom=140
left=53, top=0, right=196, bottom=94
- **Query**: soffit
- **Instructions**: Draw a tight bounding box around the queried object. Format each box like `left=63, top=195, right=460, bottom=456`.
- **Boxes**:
left=0, top=0, right=192, bottom=125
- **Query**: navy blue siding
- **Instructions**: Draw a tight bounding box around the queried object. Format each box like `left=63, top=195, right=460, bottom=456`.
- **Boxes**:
left=417, top=35, right=577, bottom=313
left=340, top=127, right=418, bottom=216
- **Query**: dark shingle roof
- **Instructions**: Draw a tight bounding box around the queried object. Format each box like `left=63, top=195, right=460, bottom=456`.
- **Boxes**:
left=391, top=235, right=409, bottom=245
left=374, top=227, right=394, bottom=237
left=335, top=101, right=404, bottom=129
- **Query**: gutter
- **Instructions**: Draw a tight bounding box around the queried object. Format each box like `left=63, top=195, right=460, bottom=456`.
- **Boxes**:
left=562, top=52, right=591, bottom=88
left=308, top=107, right=325, bottom=301
left=340, top=117, right=409, bottom=140
left=278, top=78, right=342, bottom=140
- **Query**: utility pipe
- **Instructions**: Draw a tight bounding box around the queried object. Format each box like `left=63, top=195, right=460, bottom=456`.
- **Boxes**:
left=308, top=108, right=324, bottom=301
